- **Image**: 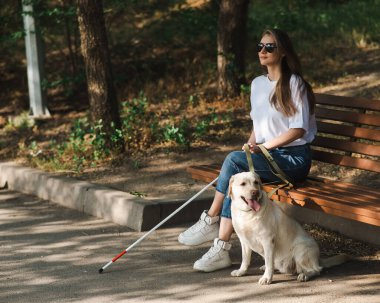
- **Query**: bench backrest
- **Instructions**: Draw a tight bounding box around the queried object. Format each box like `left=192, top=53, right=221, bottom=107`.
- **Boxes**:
left=312, top=93, right=380, bottom=173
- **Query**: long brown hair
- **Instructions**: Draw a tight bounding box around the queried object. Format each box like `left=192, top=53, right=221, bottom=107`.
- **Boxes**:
left=262, top=29, right=315, bottom=116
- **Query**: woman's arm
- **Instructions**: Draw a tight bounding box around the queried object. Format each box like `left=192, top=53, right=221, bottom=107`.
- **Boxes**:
left=262, top=128, right=305, bottom=150
left=247, top=128, right=256, bottom=145
left=246, top=128, right=305, bottom=153
left=241, top=128, right=257, bottom=153
left=242, top=128, right=257, bottom=151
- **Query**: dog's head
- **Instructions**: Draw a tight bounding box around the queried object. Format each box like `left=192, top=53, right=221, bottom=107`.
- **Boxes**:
left=228, top=172, right=263, bottom=212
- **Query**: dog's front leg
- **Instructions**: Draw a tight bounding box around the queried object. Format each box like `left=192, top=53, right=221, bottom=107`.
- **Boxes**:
left=231, top=241, right=251, bottom=277
left=258, top=238, right=274, bottom=285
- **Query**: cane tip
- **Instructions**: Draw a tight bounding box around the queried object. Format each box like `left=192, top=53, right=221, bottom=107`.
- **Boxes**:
left=98, top=268, right=104, bottom=274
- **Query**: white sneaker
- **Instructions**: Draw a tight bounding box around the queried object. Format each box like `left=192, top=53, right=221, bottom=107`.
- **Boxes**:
left=193, top=238, right=232, bottom=272
left=178, top=210, right=219, bottom=246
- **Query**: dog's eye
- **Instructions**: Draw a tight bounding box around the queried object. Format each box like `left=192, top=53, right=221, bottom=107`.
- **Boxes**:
left=240, top=182, right=246, bottom=186
left=254, top=181, right=259, bottom=185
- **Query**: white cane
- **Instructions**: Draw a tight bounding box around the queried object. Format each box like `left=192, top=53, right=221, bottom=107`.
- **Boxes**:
left=99, top=177, right=219, bottom=273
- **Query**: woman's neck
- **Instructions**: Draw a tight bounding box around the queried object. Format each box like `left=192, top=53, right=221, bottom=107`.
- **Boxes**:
left=266, top=65, right=281, bottom=81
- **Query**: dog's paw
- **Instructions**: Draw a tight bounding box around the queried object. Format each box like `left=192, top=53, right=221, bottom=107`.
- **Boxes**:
left=258, top=275, right=272, bottom=285
left=231, top=269, right=247, bottom=277
left=297, top=273, right=309, bottom=282
left=259, top=265, right=266, bottom=272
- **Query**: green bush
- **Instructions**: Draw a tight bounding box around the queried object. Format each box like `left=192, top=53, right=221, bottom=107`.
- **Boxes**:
left=163, top=119, right=190, bottom=147
left=121, top=93, right=159, bottom=149
left=21, top=117, right=120, bottom=172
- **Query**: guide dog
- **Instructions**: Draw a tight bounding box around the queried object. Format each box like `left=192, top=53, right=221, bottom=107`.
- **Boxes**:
left=229, top=171, right=349, bottom=285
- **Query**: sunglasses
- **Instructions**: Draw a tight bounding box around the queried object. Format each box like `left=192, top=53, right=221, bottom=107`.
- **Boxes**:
left=257, top=43, right=277, bottom=53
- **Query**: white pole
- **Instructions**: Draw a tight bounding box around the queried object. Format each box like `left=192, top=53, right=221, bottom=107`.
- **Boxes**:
left=22, top=1, right=50, bottom=117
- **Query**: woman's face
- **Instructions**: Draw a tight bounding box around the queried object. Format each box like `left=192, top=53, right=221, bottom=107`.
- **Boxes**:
left=258, top=34, right=282, bottom=67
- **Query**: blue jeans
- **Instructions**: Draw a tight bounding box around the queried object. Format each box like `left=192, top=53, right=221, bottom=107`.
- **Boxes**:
left=216, top=144, right=312, bottom=219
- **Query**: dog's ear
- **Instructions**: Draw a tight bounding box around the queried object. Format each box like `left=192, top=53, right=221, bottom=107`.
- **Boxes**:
left=254, top=172, right=263, bottom=187
left=228, top=175, right=235, bottom=198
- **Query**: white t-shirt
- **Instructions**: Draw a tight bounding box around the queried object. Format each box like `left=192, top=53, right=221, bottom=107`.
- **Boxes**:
left=250, top=74, right=317, bottom=147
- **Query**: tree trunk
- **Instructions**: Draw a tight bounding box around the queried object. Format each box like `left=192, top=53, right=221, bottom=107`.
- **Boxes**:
left=217, top=0, right=249, bottom=98
left=62, top=0, right=79, bottom=76
left=76, top=0, right=123, bottom=152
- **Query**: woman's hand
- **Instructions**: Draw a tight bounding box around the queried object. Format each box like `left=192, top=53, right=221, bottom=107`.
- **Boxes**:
left=242, top=143, right=262, bottom=154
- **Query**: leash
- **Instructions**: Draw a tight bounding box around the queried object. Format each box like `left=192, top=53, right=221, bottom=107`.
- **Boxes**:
left=243, top=144, right=294, bottom=198
left=257, top=144, right=294, bottom=191
left=243, top=144, right=255, bottom=173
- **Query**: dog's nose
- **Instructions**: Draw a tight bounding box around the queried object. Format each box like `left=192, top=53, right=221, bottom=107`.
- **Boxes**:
left=251, top=190, right=258, bottom=197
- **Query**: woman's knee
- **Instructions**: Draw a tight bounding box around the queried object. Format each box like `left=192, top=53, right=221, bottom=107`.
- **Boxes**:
left=224, top=151, right=242, bottom=166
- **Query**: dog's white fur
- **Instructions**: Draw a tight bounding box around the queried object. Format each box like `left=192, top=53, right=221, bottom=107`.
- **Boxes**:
left=229, top=171, right=348, bottom=285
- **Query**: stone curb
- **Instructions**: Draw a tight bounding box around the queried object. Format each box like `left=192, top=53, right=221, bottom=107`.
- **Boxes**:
left=0, top=162, right=211, bottom=231
left=4, top=162, right=377, bottom=246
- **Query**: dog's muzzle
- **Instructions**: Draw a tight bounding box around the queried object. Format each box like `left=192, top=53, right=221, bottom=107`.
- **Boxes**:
left=241, top=191, right=261, bottom=212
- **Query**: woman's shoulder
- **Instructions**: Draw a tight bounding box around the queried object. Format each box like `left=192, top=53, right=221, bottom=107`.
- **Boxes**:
left=251, top=74, right=267, bottom=86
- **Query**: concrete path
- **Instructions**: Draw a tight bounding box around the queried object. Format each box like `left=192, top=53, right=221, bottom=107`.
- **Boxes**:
left=1, top=189, right=379, bottom=303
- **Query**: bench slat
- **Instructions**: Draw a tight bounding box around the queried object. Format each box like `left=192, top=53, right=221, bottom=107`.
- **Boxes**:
left=315, top=93, right=380, bottom=111
left=307, top=176, right=380, bottom=195
left=270, top=185, right=380, bottom=215
left=272, top=194, right=380, bottom=226
left=312, top=150, right=380, bottom=172
left=305, top=179, right=379, bottom=201
left=189, top=172, right=215, bottom=184
left=293, top=185, right=380, bottom=210
left=316, top=107, right=380, bottom=127
left=188, top=166, right=220, bottom=180
left=271, top=194, right=380, bottom=225
left=299, top=184, right=380, bottom=205
left=316, top=121, right=380, bottom=141
left=313, top=136, right=380, bottom=157
left=264, top=187, right=380, bottom=225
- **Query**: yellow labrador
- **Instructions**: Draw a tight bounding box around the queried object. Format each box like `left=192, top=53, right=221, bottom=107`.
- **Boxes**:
left=229, top=172, right=349, bottom=285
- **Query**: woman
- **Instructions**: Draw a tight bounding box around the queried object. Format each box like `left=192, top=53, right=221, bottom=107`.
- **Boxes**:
left=178, top=29, right=317, bottom=272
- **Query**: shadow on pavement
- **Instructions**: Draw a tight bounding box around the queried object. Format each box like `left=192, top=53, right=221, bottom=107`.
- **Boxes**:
left=1, top=189, right=379, bottom=303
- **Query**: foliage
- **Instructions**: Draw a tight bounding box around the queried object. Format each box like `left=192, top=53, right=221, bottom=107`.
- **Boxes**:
left=3, top=0, right=378, bottom=101
left=163, top=119, right=190, bottom=148
left=41, top=73, right=85, bottom=98
left=3, top=0, right=379, bottom=96
left=18, top=117, right=117, bottom=172
left=1, top=0, right=380, bottom=171
left=18, top=92, right=224, bottom=171
left=249, top=0, right=380, bottom=44
left=120, top=93, right=159, bottom=149
left=3, top=111, right=35, bottom=131
left=120, top=93, right=217, bottom=150
left=194, top=109, right=218, bottom=139
left=247, top=0, right=380, bottom=82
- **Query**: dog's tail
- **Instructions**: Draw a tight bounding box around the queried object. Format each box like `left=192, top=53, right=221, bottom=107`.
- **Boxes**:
left=320, top=253, right=352, bottom=269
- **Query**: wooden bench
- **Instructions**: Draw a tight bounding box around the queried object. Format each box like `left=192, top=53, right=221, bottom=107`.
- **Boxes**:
left=187, top=93, right=380, bottom=227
